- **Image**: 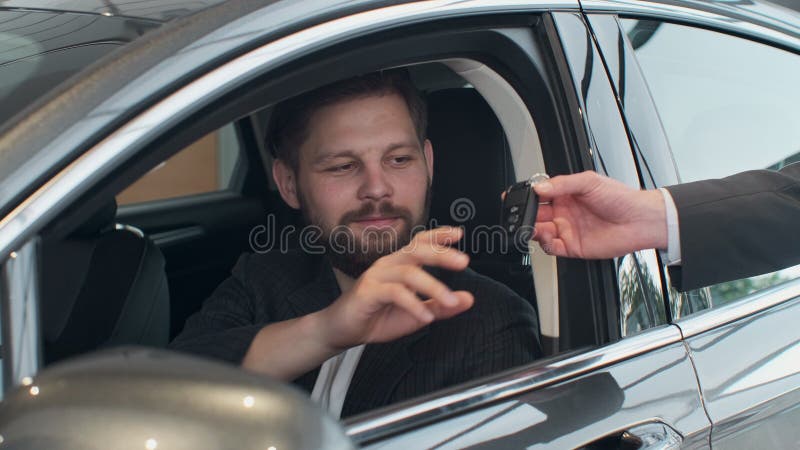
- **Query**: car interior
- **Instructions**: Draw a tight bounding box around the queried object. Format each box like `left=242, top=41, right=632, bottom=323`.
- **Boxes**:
left=35, top=23, right=617, bottom=411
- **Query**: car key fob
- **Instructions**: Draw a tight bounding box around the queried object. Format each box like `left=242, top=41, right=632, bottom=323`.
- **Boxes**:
left=501, top=174, right=548, bottom=246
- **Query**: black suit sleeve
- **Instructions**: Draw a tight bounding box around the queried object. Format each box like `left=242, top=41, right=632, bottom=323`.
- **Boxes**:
left=168, top=254, right=264, bottom=364
left=665, top=163, right=800, bottom=291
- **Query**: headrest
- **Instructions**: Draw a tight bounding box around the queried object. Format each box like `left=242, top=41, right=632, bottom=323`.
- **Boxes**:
left=71, top=200, right=117, bottom=238
left=427, top=88, right=515, bottom=255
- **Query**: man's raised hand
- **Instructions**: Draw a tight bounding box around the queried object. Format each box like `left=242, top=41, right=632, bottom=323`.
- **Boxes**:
left=317, top=226, right=474, bottom=351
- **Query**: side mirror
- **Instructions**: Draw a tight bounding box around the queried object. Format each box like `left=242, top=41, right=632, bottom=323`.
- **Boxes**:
left=0, top=347, right=355, bottom=450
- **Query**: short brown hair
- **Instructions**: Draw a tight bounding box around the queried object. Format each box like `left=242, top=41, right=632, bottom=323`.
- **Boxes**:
left=267, top=69, right=427, bottom=172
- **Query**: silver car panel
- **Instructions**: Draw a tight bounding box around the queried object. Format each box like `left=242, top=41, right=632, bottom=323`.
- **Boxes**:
left=355, top=329, right=709, bottom=448
left=348, top=325, right=682, bottom=438
left=0, top=347, right=355, bottom=450
left=0, top=238, right=41, bottom=392
left=681, top=293, right=800, bottom=448
left=677, top=278, right=800, bottom=338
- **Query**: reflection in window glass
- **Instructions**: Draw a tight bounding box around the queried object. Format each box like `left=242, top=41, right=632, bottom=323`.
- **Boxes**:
left=623, top=19, right=800, bottom=311
left=622, top=19, right=800, bottom=182
left=618, top=252, right=667, bottom=336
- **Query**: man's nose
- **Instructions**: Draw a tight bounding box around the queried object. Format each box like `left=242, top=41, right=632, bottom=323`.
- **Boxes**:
left=357, top=164, right=392, bottom=200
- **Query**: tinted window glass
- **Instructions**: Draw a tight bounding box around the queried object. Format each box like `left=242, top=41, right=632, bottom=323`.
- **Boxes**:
left=623, top=18, right=800, bottom=310
left=0, top=43, right=122, bottom=125
left=0, top=10, right=156, bottom=127
left=623, top=19, right=800, bottom=181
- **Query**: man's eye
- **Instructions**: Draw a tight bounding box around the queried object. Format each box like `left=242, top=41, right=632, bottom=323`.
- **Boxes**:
left=328, top=163, right=355, bottom=173
left=390, top=156, right=413, bottom=166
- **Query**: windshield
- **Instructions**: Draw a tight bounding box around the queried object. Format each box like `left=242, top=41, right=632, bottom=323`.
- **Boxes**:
left=0, top=9, right=158, bottom=126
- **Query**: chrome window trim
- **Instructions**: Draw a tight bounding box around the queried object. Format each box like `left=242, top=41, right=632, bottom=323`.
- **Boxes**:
left=344, top=324, right=682, bottom=444
left=675, top=277, right=800, bottom=338
left=1, top=238, right=41, bottom=392
left=581, top=0, right=800, bottom=52
left=0, top=0, right=579, bottom=262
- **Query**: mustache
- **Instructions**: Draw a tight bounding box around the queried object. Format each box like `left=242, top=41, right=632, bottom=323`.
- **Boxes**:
left=340, top=202, right=412, bottom=224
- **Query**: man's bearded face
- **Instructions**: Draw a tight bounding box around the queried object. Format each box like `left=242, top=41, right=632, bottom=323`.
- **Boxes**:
left=288, top=93, right=434, bottom=278
left=299, top=186, right=432, bottom=278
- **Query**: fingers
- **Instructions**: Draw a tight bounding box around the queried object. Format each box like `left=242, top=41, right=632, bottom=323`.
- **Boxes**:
left=533, top=171, right=602, bottom=200
left=412, top=226, right=464, bottom=248
left=388, top=242, right=469, bottom=270
left=531, top=220, right=571, bottom=257
left=535, top=203, right=554, bottom=222
left=532, top=221, right=557, bottom=241
left=384, top=226, right=469, bottom=270
left=374, top=285, right=474, bottom=324
left=424, top=291, right=474, bottom=319
left=538, top=238, right=568, bottom=257
left=373, top=282, right=435, bottom=323
left=375, top=264, right=461, bottom=307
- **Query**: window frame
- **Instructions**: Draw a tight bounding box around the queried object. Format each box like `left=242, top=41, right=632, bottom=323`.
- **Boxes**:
left=586, top=3, right=800, bottom=330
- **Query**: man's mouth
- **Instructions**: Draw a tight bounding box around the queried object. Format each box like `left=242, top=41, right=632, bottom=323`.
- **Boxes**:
left=352, top=216, right=400, bottom=227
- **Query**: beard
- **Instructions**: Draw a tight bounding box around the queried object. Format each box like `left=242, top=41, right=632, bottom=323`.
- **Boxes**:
left=298, top=187, right=432, bottom=279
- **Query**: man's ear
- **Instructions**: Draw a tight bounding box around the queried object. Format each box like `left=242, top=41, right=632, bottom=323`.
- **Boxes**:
left=423, top=139, right=434, bottom=183
left=272, top=159, right=301, bottom=209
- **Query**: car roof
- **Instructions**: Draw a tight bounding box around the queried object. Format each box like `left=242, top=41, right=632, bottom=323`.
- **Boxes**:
left=0, top=0, right=227, bottom=22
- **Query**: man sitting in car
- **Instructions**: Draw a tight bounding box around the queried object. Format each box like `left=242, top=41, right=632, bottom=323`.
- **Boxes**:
left=170, top=70, right=541, bottom=418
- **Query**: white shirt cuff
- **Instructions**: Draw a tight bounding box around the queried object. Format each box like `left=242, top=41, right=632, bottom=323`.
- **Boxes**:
left=658, top=188, right=682, bottom=266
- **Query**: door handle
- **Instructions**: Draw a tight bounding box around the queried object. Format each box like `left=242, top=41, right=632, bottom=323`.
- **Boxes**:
left=581, top=422, right=682, bottom=450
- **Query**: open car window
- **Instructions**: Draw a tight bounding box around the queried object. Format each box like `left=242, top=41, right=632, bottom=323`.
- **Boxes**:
left=29, top=21, right=608, bottom=419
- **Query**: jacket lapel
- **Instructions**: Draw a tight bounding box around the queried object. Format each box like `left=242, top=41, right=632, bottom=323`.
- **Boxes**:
left=285, top=257, right=341, bottom=318
left=342, top=326, right=428, bottom=417
left=285, top=257, right=340, bottom=393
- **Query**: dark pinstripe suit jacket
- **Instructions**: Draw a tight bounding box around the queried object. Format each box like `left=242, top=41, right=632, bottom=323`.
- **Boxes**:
left=170, top=249, right=541, bottom=417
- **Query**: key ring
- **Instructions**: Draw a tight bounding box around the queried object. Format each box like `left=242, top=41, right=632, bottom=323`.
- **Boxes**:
left=527, top=173, right=550, bottom=186
left=528, top=173, right=551, bottom=205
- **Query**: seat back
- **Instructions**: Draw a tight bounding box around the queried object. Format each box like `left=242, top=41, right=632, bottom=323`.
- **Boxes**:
left=427, top=88, right=534, bottom=301
left=40, top=201, right=170, bottom=364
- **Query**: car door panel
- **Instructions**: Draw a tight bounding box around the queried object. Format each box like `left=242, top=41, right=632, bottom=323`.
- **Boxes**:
left=678, top=288, right=800, bottom=448
left=587, top=5, right=800, bottom=446
left=351, top=326, right=710, bottom=449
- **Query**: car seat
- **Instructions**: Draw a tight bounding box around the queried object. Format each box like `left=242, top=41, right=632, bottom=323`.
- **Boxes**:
left=40, top=200, right=170, bottom=364
left=427, top=87, right=535, bottom=303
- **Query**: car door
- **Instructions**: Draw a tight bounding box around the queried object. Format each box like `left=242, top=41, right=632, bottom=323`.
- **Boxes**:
left=345, top=8, right=710, bottom=450
left=0, top=0, right=708, bottom=447
left=584, top=1, right=800, bottom=448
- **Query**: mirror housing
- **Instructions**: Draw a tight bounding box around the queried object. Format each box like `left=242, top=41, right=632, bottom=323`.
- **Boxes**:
left=0, top=347, right=355, bottom=450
